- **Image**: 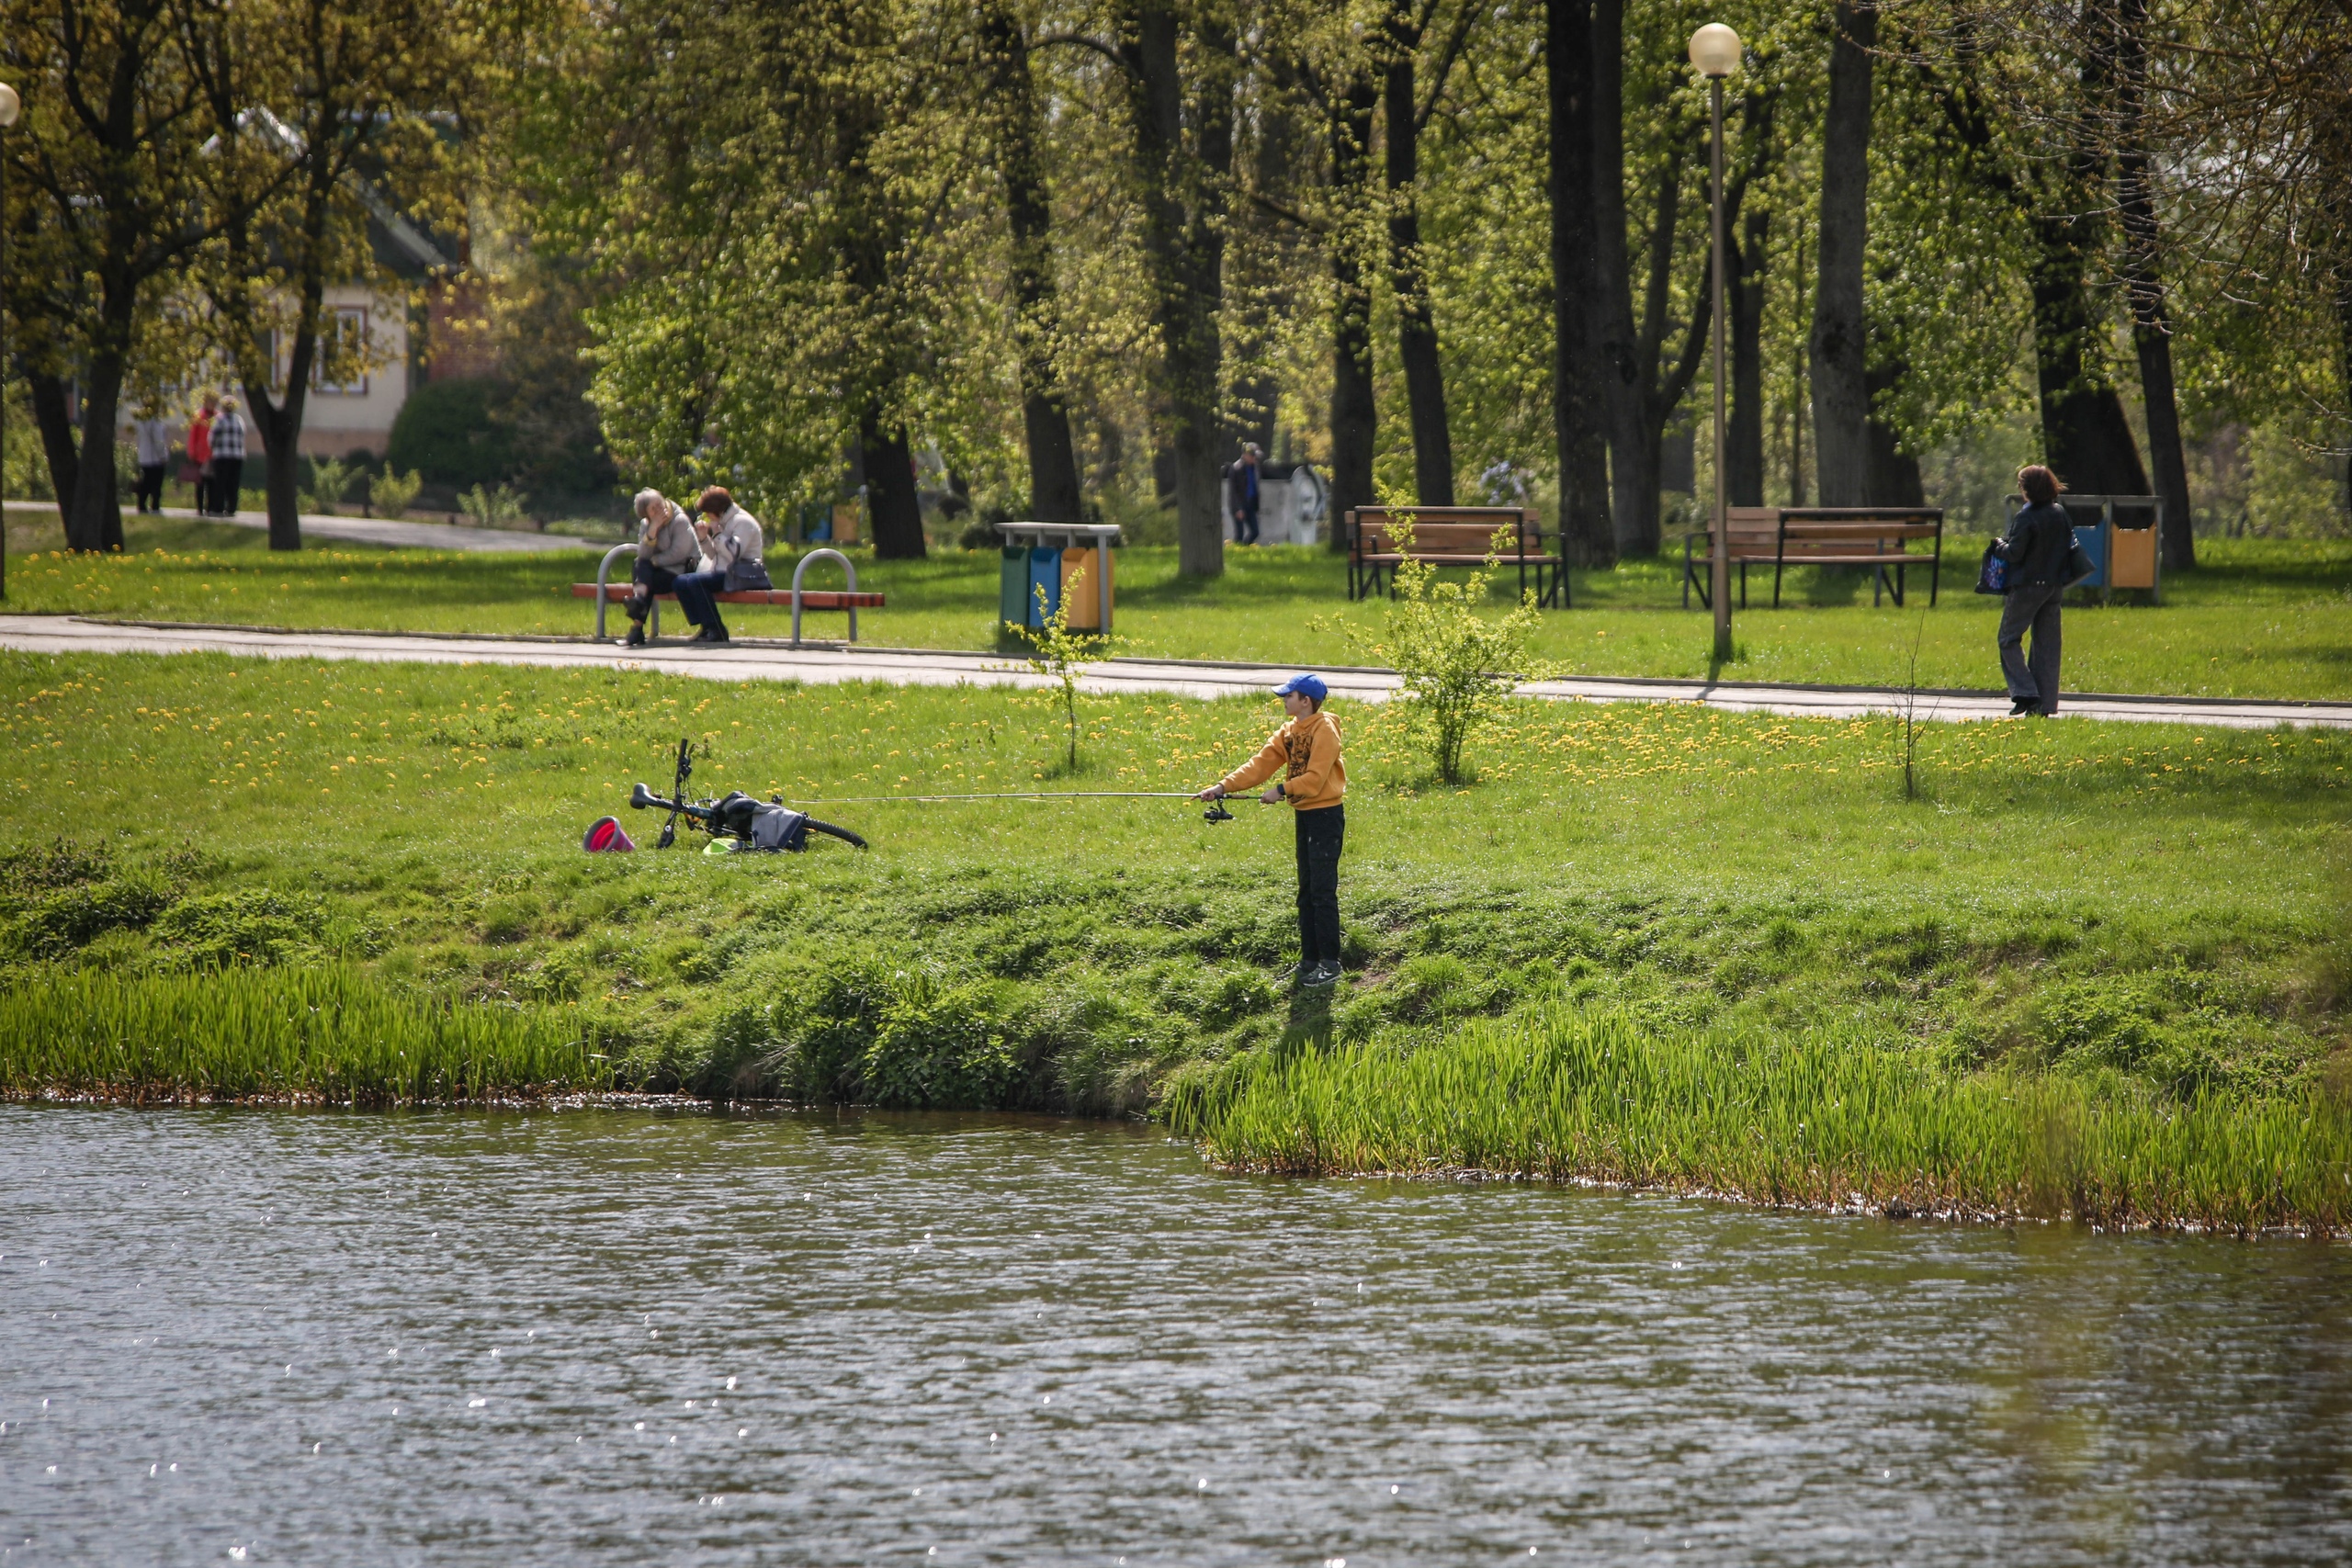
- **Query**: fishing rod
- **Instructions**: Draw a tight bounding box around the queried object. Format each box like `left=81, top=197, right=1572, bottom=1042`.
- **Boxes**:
left=798, top=789, right=1248, bottom=822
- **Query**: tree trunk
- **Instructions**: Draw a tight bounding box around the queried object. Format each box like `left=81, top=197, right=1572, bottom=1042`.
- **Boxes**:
left=2028, top=211, right=2150, bottom=497
left=66, top=311, right=131, bottom=554
left=981, top=0, right=1084, bottom=524
left=29, top=373, right=80, bottom=517
left=860, top=411, right=926, bottom=558
left=1863, top=362, right=1925, bottom=504
left=1548, top=0, right=1611, bottom=565
left=1789, top=215, right=1808, bottom=505
left=1590, top=0, right=1648, bottom=553
left=245, top=271, right=323, bottom=553
left=1122, top=0, right=1234, bottom=578
left=2112, top=0, right=2193, bottom=566
left=1384, top=17, right=1453, bottom=505
left=1328, top=70, right=1379, bottom=551
left=1727, top=197, right=1768, bottom=507
left=1810, top=0, right=1876, bottom=508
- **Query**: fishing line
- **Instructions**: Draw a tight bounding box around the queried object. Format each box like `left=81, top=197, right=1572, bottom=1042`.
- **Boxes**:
left=796, top=790, right=1213, bottom=804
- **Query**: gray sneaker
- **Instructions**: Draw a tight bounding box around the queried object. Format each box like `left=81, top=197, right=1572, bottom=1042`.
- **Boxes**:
left=1306, top=962, right=1340, bottom=987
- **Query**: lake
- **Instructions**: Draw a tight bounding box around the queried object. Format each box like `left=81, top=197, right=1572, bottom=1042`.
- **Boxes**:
left=3, top=1103, right=2347, bottom=1564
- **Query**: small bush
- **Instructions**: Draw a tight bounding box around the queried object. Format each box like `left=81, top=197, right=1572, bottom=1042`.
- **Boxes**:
left=151, top=888, right=321, bottom=968
left=368, top=468, right=424, bottom=517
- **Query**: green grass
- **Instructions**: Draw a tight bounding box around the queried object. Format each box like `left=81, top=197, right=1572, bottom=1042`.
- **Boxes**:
left=1, top=648, right=2345, bottom=1134
left=1168, top=1009, right=2352, bottom=1235
left=6, top=509, right=2351, bottom=700
left=0, top=965, right=602, bottom=1103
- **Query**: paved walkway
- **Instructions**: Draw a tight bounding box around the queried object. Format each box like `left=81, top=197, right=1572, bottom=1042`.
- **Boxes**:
left=3, top=615, right=2346, bottom=730
left=4, top=500, right=603, bottom=554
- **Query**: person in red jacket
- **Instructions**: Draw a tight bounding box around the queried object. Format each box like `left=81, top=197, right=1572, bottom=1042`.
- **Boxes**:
left=187, top=396, right=217, bottom=514
left=1195, top=673, right=1348, bottom=986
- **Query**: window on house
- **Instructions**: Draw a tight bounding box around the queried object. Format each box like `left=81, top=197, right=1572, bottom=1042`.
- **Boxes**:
left=311, top=307, right=370, bottom=395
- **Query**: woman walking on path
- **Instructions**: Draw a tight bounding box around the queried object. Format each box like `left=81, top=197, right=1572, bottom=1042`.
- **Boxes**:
left=187, top=396, right=216, bottom=514
left=1996, top=465, right=2075, bottom=717
left=130, top=404, right=172, bottom=513
left=209, top=396, right=248, bottom=516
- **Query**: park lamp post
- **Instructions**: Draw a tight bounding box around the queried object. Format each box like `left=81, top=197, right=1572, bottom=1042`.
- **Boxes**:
left=0, top=80, right=17, bottom=603
left=1689, top=23, right=1740, bottom=664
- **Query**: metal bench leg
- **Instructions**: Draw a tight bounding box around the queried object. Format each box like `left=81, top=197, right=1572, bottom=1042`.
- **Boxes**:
left=1771, top=558, right=1783, bottom=609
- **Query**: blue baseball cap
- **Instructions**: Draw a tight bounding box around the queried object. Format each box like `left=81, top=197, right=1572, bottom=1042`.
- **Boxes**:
left=1275, top=672, right=1328, bottom=704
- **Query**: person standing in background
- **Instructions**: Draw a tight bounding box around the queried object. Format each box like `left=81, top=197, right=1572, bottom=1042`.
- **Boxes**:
left=130, top=404, right=172, bottom=513
left=187, top=395, right=217, bottom=514
left=209, top=395, right=247, bottom=516
left=1227, top=443, right=1262, bottom=546
left=1996, top=464, right=2075, bottom=717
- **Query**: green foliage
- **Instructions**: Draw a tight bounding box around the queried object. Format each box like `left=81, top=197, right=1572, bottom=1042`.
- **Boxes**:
left=459, top=483, right=527, bottom=531
left=388, top=379, right=516, bottom=490
left=300, top=457, right=360, bottom=516
left=368, top=468, right=424, bottom=517
left=151, top=887, right=323, bottom=968
left=1333, top=520, right=1550, bottom=783
left=1166, top=1008, right=2352, bottom=1235
left=1007, top=572, right=1112, bottom=770
left=0, top=966, right=599, bottom=1104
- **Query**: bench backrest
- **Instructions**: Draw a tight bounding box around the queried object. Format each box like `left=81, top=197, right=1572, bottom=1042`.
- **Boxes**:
left=1350, top=508, right=1539, bottom=558
left=1697, top=506, right=1943, bottom=559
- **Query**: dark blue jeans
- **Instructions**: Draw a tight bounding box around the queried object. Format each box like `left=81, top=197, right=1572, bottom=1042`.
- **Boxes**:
left=1295, top=804, right=1344, bottom=965
left=672, top=570, right=729, bottom=635
left=1235, top=507, right=1260, bottom=546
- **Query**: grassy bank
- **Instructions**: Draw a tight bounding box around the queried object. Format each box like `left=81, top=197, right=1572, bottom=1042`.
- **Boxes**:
left=0, top=966, right=601, bottom=1103
left=1169, top=1010, right=2352, bottom=1235
left=2, top=648, right=2345, bottom=1123
left=6, top=511, right=2351, bottom=699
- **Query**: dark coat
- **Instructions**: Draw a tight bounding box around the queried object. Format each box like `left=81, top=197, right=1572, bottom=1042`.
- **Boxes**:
left=2000, top=502, right=2075, bottom=590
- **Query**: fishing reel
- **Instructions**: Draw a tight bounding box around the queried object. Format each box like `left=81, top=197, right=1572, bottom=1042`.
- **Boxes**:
left=1203, top=796, right=1234, bottom=824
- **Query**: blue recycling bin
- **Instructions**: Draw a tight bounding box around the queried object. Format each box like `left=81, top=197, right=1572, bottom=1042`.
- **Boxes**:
left=1000, top=545, right=1062, bottom=630
left=2071, top=523, right=2108, bottom=592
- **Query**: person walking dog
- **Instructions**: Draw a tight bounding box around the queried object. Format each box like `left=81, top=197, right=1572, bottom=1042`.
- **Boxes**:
left=671, top=486, right=771, bottom=645
left=1996, top=464, right=2075, bottom=716
left=620, top=488, right=700, bottom=647
left=1196, top=673, right=1348, bottom=986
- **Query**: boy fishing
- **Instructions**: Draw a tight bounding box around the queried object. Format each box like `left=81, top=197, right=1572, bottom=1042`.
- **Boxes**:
left=1196, top=674, right=1347, bottom=987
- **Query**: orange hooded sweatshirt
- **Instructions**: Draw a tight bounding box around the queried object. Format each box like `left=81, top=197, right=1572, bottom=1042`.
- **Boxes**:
left=1219, top=709, right=1345, bottom=811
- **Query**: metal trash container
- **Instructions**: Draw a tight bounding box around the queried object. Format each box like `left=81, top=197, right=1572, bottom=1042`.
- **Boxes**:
left=997, top=521, right=1123, bottom=635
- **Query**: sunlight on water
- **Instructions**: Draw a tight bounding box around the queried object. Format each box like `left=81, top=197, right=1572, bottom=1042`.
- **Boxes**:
left=1, top=1103, right=2347, bottom=1565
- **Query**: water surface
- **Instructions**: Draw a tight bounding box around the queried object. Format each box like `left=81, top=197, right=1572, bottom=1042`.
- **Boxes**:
left=3, top=1104, right=2348, bottom=1565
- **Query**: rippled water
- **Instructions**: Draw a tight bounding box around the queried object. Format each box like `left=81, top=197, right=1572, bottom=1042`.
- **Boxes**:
left=3, top=1103, right=2349, bottom=1566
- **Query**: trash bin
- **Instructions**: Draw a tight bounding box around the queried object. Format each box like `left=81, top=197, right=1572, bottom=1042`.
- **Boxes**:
left=997, top=522, right=1123, bottom=634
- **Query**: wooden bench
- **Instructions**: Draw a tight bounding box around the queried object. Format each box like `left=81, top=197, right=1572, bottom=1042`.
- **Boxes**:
left=1346, top=506, right=1567, bottom=607
left=1681, top=506, right=1943, bottom=610
left=579, top=544, right=883, bottom=643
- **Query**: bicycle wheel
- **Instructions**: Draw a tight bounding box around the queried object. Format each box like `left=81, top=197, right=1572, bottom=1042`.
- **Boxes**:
left=803, top=818, right=868, bottom=850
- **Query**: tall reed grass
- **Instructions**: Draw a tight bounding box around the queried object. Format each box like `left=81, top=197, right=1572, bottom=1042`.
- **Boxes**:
left=0, top=967, right=604, bottom=1104
left=1167, top=1007, right=2352, bottom=1235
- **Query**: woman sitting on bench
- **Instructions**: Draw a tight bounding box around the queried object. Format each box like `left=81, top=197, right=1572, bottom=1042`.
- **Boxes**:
left=673, top=487, right=772, bottom=646
left=623, top=489, right=702, bottom=647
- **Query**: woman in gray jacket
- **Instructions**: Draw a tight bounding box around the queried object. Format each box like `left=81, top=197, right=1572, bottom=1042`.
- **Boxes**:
left=1996, top=465, right=2075, bottom=716
left=622, top=490, right=701, bottom=647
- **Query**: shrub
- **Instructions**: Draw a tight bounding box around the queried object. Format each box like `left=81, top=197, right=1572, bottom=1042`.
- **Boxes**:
left=459, top=482, right=527, bottom=531
left=151, top=888, right=321, bottom=968
left=368, top=468, right=424, bottom=517
left=386, top=378, right=515, bottom=489
left=1330, top=518, right=1550, bottom=783
left=300, top=457, right=361, bottom=515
